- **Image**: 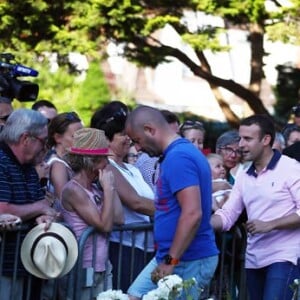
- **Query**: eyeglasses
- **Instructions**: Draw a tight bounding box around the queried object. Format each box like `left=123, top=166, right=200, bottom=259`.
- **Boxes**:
left=220, top=147, right=242, bottom=156
left=0, top=114, right=10, bottom=122
left=179, top=120, right=204, bottom=131
left=31, top=135, right=49, bottom=147
left=104, top=108, right=127, bottom=124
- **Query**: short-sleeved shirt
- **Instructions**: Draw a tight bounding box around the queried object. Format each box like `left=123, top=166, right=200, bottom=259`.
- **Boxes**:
left=135, top=152, right=159, bottom=192
left=155, top=138, right=218, bottom=262
left=0, top=142, right=44, bottom=275
left=215, top=150, right=300, bottom=268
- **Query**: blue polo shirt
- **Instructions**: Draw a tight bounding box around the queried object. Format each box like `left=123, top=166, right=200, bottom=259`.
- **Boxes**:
left=0, top=142, right=44, bottom=275
left=154, top=138, right=218, bottom=262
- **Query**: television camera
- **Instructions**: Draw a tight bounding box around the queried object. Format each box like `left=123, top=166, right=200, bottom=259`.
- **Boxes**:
left=0, top=53, right=39, bottom=102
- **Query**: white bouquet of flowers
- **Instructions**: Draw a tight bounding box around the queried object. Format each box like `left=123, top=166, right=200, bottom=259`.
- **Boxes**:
left=96, top=289, right=129, bottom=300
left=96, top=275, right=204, bottom=300
left=142, top=274, right=197, bottom=300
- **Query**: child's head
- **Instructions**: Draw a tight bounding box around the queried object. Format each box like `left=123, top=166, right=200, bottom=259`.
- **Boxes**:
left=207, top=153, right=226, bottom=180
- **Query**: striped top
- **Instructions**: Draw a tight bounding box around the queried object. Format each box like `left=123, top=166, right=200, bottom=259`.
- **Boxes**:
left=0, top=142, right=44, bottom=204
left=0, top=142, right=44, bottom=275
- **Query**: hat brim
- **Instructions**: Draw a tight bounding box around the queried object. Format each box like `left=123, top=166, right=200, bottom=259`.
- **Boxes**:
left=67, top=147, right=112, bottom=156
left=21, top=222, right=78, bottom=279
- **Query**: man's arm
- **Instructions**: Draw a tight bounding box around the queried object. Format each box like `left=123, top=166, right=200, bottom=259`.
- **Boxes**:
left=0, top=200, right=57, bottom=222
left=152, top=185, right=202, bottom=281
left=247, top=213, right=300, bottom=234
left=210, top=214, right=224, bottom=231
left=168, top=185, right=201, bottom=259
left=107, top=164, right=155, bottom=216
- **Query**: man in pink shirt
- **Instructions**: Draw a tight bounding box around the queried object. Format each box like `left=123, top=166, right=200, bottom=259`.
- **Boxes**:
left=211, top=114, right=300, bottom=300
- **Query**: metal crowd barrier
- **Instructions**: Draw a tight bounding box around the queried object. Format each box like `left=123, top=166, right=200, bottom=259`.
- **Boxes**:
left=73, top=222, right=154, bottom=300
left=3, top=222, right=299, bottom=300
left=0, top=223, right=75, bottom=300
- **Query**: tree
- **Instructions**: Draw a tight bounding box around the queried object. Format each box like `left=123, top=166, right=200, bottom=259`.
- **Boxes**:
left=0, top=0, right=299, bottom=126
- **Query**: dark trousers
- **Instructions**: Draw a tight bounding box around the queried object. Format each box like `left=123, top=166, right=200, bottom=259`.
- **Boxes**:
left=246, top=260, right=300, bottom=300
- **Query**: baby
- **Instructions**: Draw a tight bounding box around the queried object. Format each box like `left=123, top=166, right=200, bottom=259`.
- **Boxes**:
left=207, top=153, right=232, bottom=211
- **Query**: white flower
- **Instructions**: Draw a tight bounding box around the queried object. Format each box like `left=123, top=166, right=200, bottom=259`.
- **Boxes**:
left=143, top=274, right=188, bottom=300
left=97, top=289, right=129, bottom=300
left=157, top=274, right=183, bottom=291
left=142, top=288, right=169, bottom=300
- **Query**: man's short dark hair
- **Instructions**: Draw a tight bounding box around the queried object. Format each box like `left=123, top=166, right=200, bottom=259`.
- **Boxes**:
left=31, top=100, right=57, bottom=111
left=240, top=114, right=275, bottom=146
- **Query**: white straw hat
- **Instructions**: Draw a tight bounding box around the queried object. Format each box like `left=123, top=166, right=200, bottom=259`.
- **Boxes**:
left=21, top=222, right=78, bottom=279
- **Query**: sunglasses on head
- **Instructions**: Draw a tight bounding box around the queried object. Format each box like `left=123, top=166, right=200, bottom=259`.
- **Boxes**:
left=65, top=111, right=80, bottom=121
left=180, top=120, right=204, bottom=130
left=104, top=108, right=127, bottom=124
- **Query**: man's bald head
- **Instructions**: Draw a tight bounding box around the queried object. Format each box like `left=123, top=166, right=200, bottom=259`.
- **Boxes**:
left=126, top=105, right=167, bottom=131
left=126, top=105, right=178, bottom=156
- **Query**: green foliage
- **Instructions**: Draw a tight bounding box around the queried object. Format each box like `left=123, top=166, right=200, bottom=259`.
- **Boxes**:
left=18, top=57, right=112, bottom=126
left=33, top=61, right=80, bottom=113
left=182, top=28, right=230, bottom=52
left=193, top=0, right=268, bottom=23
left=76, top=60, right=111, bottom=125
left=143, top=16, right=181, bottom=36
left=266, top=20, right=300, bottom=45
left=1, top=0, right=300, bottom=122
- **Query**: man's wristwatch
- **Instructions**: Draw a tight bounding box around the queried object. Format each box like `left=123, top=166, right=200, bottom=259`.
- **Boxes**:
left=163, top=254, right=179, bottom=266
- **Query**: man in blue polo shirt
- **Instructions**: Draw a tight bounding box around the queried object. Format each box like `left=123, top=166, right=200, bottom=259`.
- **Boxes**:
left=0, top=108, right=58, bottom=300
left=126, top=106, right=218, bottom=300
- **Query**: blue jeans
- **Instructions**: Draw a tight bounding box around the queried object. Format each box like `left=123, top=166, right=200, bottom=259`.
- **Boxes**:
left=246, top=260, right=300, bottom=300
left=128, top=255, right=218, bottom=299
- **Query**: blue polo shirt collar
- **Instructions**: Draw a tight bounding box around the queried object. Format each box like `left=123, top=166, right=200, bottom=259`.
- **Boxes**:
left=247, top=149, right=281, bottom=177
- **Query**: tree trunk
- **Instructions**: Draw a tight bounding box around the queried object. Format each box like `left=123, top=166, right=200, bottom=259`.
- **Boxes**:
left=165, top=45, right=273, bottom=117
left=134, top=37, right=281, bottom=126
left=196, top=50, right=240, bottom=128
left=249, top=22, right=264, bottom=96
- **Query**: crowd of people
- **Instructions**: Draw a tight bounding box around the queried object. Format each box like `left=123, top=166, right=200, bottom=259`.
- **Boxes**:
left=0, top=98, right=299, bottom=300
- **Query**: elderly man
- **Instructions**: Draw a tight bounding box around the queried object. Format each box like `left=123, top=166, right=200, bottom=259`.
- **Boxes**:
left=125, top=105, right=218, bottom=300
left=0, top=108, right=58, bottom=300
